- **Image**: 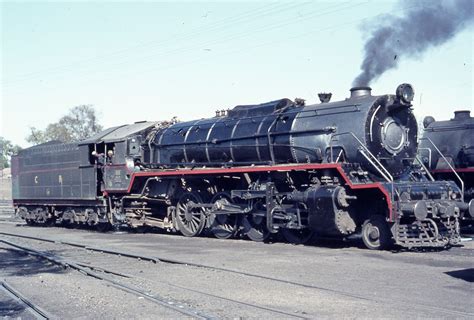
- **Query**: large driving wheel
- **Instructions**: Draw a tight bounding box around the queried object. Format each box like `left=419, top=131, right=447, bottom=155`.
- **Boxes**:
left=210, top=192, right=240, bottom=239
left=96, top=222, right=112, bottom=232
left=281, top=228, right=314, bottom=245
left=361, top=215, right=393, bottom=250
left=176, top=192, right=207, bottom=237
left=242, top=213, right=270, bottom=242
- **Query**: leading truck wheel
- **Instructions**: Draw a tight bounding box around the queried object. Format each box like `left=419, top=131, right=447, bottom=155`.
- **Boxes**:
left=362, top=216, right=393, bottom=250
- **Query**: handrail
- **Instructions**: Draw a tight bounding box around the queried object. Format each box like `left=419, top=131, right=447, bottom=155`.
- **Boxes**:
left=414, top=155, right=435, bottom=182
left=329, top=132, right=394, bottom=182
left=335, top=149, right=344, bottom=163
left=329, top=131, right=394, bottom=206
left=418, top=137, right=464, bottom=201
left=358, top=150, right=393, bottom=183
left=417, top=147, right=432, bottom=168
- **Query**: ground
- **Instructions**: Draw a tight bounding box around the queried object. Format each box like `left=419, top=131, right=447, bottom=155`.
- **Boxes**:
left=0, top=217, right=472, bottom=319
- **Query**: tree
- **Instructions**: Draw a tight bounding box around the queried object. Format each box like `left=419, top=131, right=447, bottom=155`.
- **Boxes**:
left=0, top=137, right=22, bottom=168
left=26, top=105, right=103, bottom=145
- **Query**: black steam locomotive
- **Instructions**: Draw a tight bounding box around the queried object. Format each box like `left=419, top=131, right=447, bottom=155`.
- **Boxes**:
left=12, top=84, right=472, bottom=249
left=420, top=110, right=474, bottom=224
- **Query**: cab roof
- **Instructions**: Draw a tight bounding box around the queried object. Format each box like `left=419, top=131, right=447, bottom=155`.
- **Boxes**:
left=78, top=121, right=158, bottom=145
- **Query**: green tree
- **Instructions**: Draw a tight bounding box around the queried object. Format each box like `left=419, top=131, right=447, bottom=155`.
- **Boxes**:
left=0, top=137, right=22, bottom=168
left=26, top=105, right=103, bottom=145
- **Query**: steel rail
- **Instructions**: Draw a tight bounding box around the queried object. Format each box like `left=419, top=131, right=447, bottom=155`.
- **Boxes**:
left=1, top=232, right=473, bottom=318
left=0, top=239, right=214, bottom=320
left=0, top=231, right=369, bottom=299
left=0, top=280, right=52, bottom=320
left=0, top=234, right=307, bottom=319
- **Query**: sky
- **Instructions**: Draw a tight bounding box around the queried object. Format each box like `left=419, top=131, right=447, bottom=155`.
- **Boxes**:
left=1, top=0, right=473, bottom=147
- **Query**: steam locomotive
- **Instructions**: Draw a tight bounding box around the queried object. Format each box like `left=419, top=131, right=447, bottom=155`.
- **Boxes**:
left=420, top=110, right=474, bottom=224
left=12, top=83, right=472, bottom=249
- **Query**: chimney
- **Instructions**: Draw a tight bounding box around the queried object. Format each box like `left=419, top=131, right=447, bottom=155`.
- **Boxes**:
left=350, top=86, right=372, bottom=99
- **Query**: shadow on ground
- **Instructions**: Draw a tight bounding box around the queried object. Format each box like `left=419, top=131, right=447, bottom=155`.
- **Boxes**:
left=445, top=268, right=474, bottom=282
left=0, top=248, right=66, bottom=277
left=0, top=295, right=30, bottom=319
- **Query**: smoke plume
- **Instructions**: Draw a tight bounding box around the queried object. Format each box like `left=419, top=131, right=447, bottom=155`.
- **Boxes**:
left=353, top=0, right=473, bottom=86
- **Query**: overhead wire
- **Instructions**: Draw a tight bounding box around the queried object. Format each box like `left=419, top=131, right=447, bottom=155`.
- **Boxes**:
left=3, top=1, right=361, bottom=88
left=3, top=1, right=311, bottom=84
left=89, top=1, right=359, bottom=72
left=5, top=2, right=397, bottom=97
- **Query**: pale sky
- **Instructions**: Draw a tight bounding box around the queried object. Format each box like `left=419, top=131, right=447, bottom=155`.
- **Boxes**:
left=1, top=0, right=473, bottom=147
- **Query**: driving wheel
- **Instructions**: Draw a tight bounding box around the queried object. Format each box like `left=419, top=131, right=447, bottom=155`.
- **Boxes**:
left=281, top=228, right=314, bottom=245
left=242, top=213, right=270, bottom=242
left=210, top=192, right=240, bottom=239
left=176, top=192, right=207, bottom=237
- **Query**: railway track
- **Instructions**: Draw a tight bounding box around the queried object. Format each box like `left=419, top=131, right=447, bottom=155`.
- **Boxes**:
left=0, top=231, right=366, bottom=299
left=0, top=231, right=472, bottom=318
left=0, top=235, right=309, bottom=319
left=0, top=239, right=215, bottom=319
left=0, top=280, right=52, bottom=319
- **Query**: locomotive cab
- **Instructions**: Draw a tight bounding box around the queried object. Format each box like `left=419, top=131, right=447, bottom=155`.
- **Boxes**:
left=79, top=121, right=158, bottom=193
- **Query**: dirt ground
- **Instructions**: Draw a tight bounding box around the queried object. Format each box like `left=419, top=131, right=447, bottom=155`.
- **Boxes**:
left=0, top=222, right=472, bottom=319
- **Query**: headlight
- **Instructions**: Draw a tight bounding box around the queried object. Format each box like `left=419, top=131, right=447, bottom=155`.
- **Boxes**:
left=396, top=83, right=414, bottom=104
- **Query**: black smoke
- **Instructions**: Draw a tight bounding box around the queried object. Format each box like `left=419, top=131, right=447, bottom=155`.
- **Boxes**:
left=353, top=0, right=474, bottom=87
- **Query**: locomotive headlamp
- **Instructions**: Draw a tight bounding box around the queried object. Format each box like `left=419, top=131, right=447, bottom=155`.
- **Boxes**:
left=396, top=83, right=414, bottom=105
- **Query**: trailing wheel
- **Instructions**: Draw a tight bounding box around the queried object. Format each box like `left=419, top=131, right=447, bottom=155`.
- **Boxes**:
left=210, top=192, right=240, bottom=239
left=176, top=192, right=207, bottom=237
left=361, top=215, right=393, bottom=250
left=281, top=228, right=314, bottom=245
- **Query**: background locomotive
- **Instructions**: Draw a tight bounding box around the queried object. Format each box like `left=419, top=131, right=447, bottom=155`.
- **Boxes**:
left=12, top=83, right=472, bottom=249
left=420, top=110, right=474, bottom=225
